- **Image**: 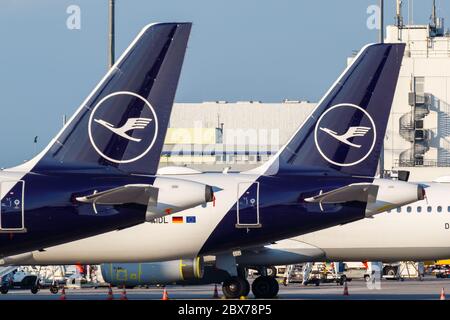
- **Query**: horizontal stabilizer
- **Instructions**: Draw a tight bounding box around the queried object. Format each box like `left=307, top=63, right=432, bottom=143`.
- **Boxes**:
left=76, top=184, right=158, bottom=206
left=304, top=183, right=379, bottom=204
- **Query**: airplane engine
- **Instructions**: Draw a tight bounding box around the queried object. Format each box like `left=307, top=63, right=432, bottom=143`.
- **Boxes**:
left=365, top=179, right=426, bottom=217
left=146, top=178, right=214, bottom=220
left=100, top=258, right=204, bottom=286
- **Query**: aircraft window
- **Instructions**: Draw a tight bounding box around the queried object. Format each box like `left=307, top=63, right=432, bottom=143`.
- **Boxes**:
left=427, top=206, right=432, bottom=213
left=438, top=206, right=442, bottom=213
left=396, top=207, right=401, bottom=213
left=448, top=206, right=450, bottom=212
left=417, top=206, right=422, bottom=213
left=406, top=206, right=412, bottom=213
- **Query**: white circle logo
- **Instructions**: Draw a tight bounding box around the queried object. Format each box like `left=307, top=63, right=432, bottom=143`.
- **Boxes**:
left=314, top=103, right=376, bottom=167
left=88, top=91, right=159, bottom=164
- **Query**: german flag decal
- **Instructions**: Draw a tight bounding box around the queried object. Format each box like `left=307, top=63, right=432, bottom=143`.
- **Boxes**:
left=172, top=216, right=183, bottom=224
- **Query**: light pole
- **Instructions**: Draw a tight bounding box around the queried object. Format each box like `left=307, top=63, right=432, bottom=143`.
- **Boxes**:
left=379, top=0, right=384, bottom=43
left=108, top=0, right=115, bottom=69
left=379, top=0, right=385, bottom=175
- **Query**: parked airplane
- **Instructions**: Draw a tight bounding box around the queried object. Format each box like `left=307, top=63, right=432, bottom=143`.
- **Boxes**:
left=0, top=23, right=215, bottom=257
left=98, top=177, right=450, bottom=298
left=238, top=180, right=450, bottom=264
left=4, top=43, right=422, bottom=299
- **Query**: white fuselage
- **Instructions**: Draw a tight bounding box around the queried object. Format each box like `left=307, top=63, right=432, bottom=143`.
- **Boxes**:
left=265, top=182, right=450, bottom=263
left=2, top=172, right=258, bottom=265
left=0, top=172, right=424, bottom=265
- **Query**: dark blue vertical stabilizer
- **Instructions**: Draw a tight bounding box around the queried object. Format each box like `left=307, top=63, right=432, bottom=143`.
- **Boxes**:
left=33, top=23, right=191, bottom=175
left=275, top=43, right=405, bottom=177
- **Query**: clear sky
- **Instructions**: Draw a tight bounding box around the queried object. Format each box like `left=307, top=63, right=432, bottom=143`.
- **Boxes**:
left=0, top=0, right=448, bottom=167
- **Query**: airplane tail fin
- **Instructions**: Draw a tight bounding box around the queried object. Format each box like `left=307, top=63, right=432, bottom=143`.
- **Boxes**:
left=24, top=23, right=191, bottom=175
left=261, top=43, right=405, bottom=177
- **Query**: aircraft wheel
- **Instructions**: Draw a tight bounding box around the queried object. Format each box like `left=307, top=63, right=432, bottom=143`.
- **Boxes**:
left=31, top=286, right=39, bottom=294
left=251, top=276, right=279, bottom=299
left=222, top=276, right=248, bottom=299
left=267, top=267, right=277, bottom=277
left=50, top=286, right=59, bottom=294
left=384, top=267, right=397, bottom=277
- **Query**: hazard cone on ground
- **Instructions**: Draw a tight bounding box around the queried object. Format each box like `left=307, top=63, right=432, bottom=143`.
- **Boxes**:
left=120, top=285, right=128, bottom=300
left=440, top=288, right=446, bottom=300
left=343, top=281, right=349, bottom=296
left=59, top=287, right=67, bottom=300
left=107, top=285, right=114, bottom=300
left=162, top=287, right=169, bottom=300
left=212, top=284, right=219, bottom=299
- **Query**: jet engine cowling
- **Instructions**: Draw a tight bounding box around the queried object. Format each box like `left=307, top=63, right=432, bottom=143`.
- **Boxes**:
left=101, top=258, right=204, bottom=286
left=146, top=177, right=214, bottom=220
left=365, top=178, right=426, bottom=217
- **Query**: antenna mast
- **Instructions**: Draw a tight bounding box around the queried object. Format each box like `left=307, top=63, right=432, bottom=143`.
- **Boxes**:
left=431, top=0, right=437, bottom=28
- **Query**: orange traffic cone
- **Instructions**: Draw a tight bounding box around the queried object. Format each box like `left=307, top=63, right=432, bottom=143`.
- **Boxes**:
left=343, top=281, right=349, bottom=296
left=59, top=287, right=67, bottom=300
left=212, top=284, right=220, bottom=299
left=440, top=288, right=446, bottom=300
left=107, top=285, right=114, bottom=300
left=120, top=285, right=128, bottom=300
left=162, top=287, right=169, bottom=300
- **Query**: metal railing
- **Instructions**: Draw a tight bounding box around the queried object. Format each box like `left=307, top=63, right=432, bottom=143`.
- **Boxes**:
left=394, top=159, right=450, bottom=167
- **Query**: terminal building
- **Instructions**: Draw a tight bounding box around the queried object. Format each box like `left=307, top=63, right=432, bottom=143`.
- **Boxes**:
left=161, top=101, right=315, bottom=171
left=162, top=5, right=450, bottom=182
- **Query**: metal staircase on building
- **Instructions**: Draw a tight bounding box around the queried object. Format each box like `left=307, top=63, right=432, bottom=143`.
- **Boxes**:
left=398, top=93, right=432, bottom=167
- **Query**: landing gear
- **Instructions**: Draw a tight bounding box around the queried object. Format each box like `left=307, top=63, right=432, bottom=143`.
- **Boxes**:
left=266, top=267, right=277, bottom=277
left=242, top=279, right=250, bottom=297
left=251, top=276, right=279, bottom=299
left=222, top=276, right=250, bottom=299
left=50, top=285, right=59, bottom=294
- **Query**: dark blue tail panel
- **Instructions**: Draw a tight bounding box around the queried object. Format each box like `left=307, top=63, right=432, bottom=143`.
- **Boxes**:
left=278, top=44, right=405, bottom=177
left=34, top=23, right=191, bottom=175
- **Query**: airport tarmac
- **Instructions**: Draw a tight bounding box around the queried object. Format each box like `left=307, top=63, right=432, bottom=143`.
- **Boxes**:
left=0, top=278, right=449, bottom=300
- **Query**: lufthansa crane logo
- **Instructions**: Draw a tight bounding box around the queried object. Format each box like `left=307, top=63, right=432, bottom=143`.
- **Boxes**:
left=314, top=103, right=376, bottom=167
left=88, top=91, right=159, bottom=164
left=94, top=118, right=153, bottom=142
left=319, top=126, right=371, bottom=148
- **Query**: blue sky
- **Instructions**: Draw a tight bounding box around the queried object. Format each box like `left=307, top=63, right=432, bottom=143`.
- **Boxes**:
left=0, top=0, right=448, bottom=166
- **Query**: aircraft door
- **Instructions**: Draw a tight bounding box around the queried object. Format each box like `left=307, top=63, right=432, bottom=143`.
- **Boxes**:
left=0, top=180, right=25, bottom=232
left=236, top=182, right=261, bottom=229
